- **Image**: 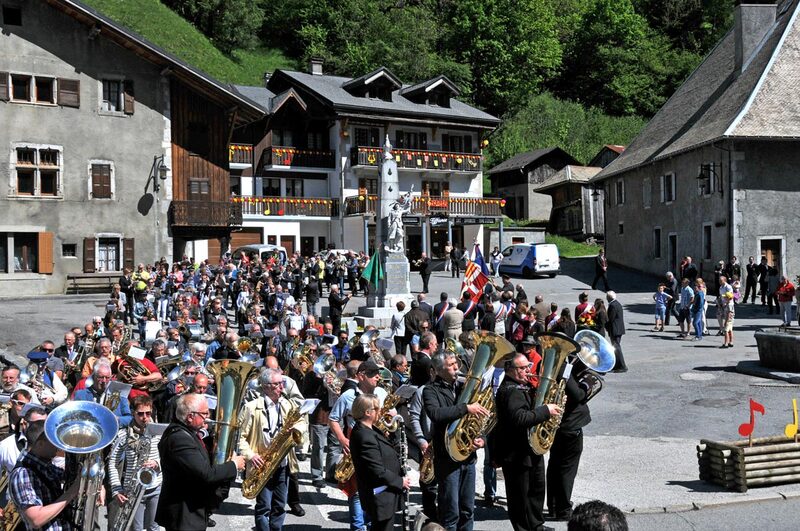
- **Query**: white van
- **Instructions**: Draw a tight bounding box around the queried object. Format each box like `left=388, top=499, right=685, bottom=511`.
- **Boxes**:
left=232, top=244, right=288, bottom=266
left=498, top=243, right=560, bottom=278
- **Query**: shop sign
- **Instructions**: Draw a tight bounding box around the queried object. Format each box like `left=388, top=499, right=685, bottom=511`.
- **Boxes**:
left=402, top=216, right=422, bottom=226
left=429, top=216, right=449, bottom=226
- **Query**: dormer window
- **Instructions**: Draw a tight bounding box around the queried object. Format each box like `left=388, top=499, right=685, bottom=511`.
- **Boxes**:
left=400, top=75, right=459, bottom=107
left=342, top=67, right=401, bottom=102
left=427, top=91, right=450, bottom=107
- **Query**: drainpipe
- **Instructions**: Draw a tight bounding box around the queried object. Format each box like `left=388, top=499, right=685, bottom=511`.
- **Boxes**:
left=340, top=155, right=348, bottom=248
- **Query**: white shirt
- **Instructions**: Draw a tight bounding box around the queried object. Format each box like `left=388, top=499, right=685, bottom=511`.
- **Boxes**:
left=0, top=432, right=22, bottom=473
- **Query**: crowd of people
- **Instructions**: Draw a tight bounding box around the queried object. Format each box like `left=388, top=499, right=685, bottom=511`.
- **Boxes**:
left=0, top=248, right=632, bottom=531
left=649, top=255, right=799, bottom=346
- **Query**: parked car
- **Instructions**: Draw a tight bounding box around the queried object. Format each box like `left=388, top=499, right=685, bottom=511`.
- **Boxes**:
left=232, top=244, right=288, bottom=265
left=498, top=243, right=560, bottom=278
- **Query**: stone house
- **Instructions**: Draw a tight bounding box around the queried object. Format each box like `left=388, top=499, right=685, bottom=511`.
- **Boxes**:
left=486, top=147, right=579, bottom=222
left=535, top=165, right=603, bottom=240
left=0, top=0, right=262, bottom=295
left=592, top=0, right=800, bottom=281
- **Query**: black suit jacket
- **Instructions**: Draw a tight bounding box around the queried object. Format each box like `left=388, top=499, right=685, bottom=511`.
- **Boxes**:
left=422, top=377, right=472, bottom=476
left=606, top=299, right=626, bottom=337
left=419, top=257, right=431, bottom=276
left=351, top=422, right=404, bottom=522
left=328, top=292, right=348, bottom=318
left=432, top=301, right=450, bottom=334
left=494, top=377, right=550, bottom=467
left=410, top=352, right=433, bottom=387
left=156, top=421, right=238, bottom=530
left=419, top=302, right=433, bottom=320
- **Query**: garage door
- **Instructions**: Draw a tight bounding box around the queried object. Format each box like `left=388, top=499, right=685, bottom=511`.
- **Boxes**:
left=207, top=229, right=262, bottom=260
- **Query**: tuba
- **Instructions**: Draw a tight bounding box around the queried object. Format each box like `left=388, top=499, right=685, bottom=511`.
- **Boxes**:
left=45, top=401, right=119, bottom=530
left=313, top=353, right=344, bottom=396
left=444, top=333, right=515, bottom=462
left=529, top=331, right=615, bottom=456
left=241, top=407, right=303, bottom=499
left=206, top=359, right=258, bottom=464
left=116, top=342, right=164, bottom=392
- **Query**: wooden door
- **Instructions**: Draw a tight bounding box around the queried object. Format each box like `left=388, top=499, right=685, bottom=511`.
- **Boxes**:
left=280, top=235, right=295, bottom=257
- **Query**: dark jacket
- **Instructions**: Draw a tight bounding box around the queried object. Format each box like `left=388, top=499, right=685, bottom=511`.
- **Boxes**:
left=350, top=422, right=404, bottom=522
left=594, top=254, right=607, bottom=274
left=494, top=377, right=551, bottom=467
left=410, top=352, right=433, bottom=387
left=606, top=299, right=625, bottom=337
left=422, top=377, right=473, bottom=476
left=432, top=301, right=450, bottom=337
left=156, top=421, right=238, bottom=530
left=304, top=282, right=320, bottom=304
left=419, top=257, right=431, bottom=276
left=559, top=376, right=591, bottom=432
left=328, top=292, right=349, bottom=318
left=403, top=307, right=429, bottom=339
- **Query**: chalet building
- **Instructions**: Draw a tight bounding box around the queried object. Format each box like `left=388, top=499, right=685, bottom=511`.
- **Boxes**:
left=486, top=147, right=579, bottom=222
left=0, top=0, right=262, bottom=295
left=535, top=165, right=603, bottom=240
left=211, top=64, right=501, bottom=262
left=592, top=0, right=800, bottom=280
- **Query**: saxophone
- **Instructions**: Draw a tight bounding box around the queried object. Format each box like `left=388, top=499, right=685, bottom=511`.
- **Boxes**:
left=444, top=333, right=515, bottom=462
left=528, top=333, right=579, bottom=455
left=241, top=407, right=302, bottom=499
left=0, top=470, right=20, bottom=531
left=111, top=431, right=158, bottom=531
left=335, top=391, right=404, bottom=483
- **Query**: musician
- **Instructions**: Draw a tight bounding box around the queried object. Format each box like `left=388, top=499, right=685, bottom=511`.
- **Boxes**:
left=422, top=351, right=489, bottom=531
left=494, top=353, right=561, bottom=531
left=350, top=394, right=410, bottom=531
left=332, top=331, right=350, bottom=363
left=301, top=345, right=333, bottom=489
left=0, top=391, right=45, bottom=473
left=238, top=368, right=307, bottom=530
left=163, top=373, right=209, bottom=425
left=328, top=285, right=351, bottom=334
left=211, top=332, right=241, bottom=361
left=38, top=341, right=64, bottom=381
left=410, top=332, right=437, bottom=387
left=418, top=253, right=432, bottom=294
left=167, top=327, right=187, bottom=355
left=403, top=300, right=429, bottom=353
left=8, top=419, right=80, bottom=531
left=408, top=378, right=436, bottom=521
left=73, top=360, right=132, bottom=427
left=328, top=359, right=387, bottom=530
left=108, top=395, right=162, bottom=531
left=81, top=338, right=116, bottom=379
left=389, top=355, right=409, bottom=391
left=26, top=351, right=68, bottom=407
left=546, top=367, right=591, bottom=521
left=156, top=393, right=246, bottom=531
left=54, top=332, right=79, bottom=366
left=432, top=293, right=451, bottom=343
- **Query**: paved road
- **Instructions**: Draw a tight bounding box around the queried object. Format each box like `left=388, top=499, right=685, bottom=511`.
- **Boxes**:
left=2, top=258, right=800, bottom=530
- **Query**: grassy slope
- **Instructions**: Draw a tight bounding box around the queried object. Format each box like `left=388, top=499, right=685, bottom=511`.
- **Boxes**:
left=82, top=0, right=294, bottom=85
left=546, top=234, right=601, bottom=258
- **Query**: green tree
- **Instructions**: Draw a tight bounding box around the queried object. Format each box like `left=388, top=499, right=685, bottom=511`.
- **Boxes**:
left=486, top=92, right=646, bottom=168
left=164, top=0, right=263, bottom=53
left=634, top=0, right=733, bottom=54
left=444, top=0, right=562, bottom=115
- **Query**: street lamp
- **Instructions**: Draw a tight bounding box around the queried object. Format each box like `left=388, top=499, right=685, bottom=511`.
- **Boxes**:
left=151, top=155, right=170, bottom=193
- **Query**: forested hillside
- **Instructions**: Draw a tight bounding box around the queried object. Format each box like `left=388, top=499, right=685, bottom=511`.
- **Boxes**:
left=85, top=0, right=734, bottom=164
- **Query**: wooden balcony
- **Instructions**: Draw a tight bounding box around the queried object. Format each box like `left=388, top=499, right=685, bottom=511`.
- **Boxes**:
left=234, top=196, right=338, bottom=218
left=343, top=195, right=504, bottom=217
left=263, top=146, right=336, bottom=169
left=350, top=146, right=482, bottom=172
left=229, top=143, right=253, bottom=168
left=169, top=201, right=243, bottom=229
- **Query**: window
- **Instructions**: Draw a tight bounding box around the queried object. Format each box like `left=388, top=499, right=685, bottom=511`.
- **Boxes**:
left=307, top=131, right=325, bottom=149
left=11, top=74, right=30, bottom=101
left=615, top=179, right=625, bottom=205
left=698, top=163, right=717, bottom=196
left=286, top=179, right=303, bottom=197
left=91, top=164, right=112, bottom=199
left=102, top=79, right=122, bottom=111
left=13, top=233, right=37, bottom=272
left=395, top=131, right=428, bottom=150
left=642, top=177, right=652, bottom=208
left=703, top=224, right=712, bottom=260
left=267, top=235, right=277, bottom=245
left=358, top=178, right=378, bottom=195
left=12, top=145, right=62, bottom=198
left=97, top=238, right=120, bottom=271
left=441, top=134, right=473, bottom=153
left=654, top=227, right=662, bottom=259
left=2, top=6, right=22, bottom=25
left=0, top=233, right=6, bottom=272
left=272, top=128, right=293, bottom=147
left=62, top=243, right=77, bottom=257
left=35, top=77, right=54, bottom=103
left=354, top=127, right=380, bottom=147
left=188, top=178, right=210, bottom=200
left=262, top=178, right=280, bottom=197
left=660, top=173, right=675, bottom=203
left=230, top=175, right=241, bottom=196
left=618, top=222, right=624, bottom=235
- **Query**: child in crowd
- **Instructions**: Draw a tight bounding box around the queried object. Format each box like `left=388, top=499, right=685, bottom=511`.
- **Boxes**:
left=652, top=283, right=672, bottom=332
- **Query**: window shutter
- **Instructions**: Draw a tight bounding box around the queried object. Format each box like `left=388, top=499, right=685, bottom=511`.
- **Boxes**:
left=57, top=78, right=80, bottom=108
left=91, top=164, right=112, bottom=199
left=123, top=238, right=135, bottom=271
left=83, top=237, right=95, bottom=273
left=37, top=232, right=54, bottom=274
left=0, top=72, right=8, bottom=101
left=442, top=181, right=450, bottom=197
left=123, top=80, right=134, bottom=115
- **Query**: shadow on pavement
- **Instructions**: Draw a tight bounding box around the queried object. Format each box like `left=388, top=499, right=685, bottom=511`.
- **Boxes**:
left=693, top=365, right=738, bottom=372
left=666, top=479, right=729, bottom=493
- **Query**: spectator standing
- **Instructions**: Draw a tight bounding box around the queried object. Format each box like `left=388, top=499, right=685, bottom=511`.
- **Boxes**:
left=651, top=284, right=672, bottom=332
left=691, top=279, right=707, bottom=342
left=443, top=242, right=453, bottom=272
left=776, top=275, right=796, bottom=326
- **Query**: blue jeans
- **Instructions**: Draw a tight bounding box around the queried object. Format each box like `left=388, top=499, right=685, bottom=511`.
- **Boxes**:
left=310, top=423, right=329, bottom=482
left=348, top=492, right=369, bottom=530
left=692, top=311, right=704, bottom=339
left=437, top=463, right=476, bottom=531
left=255, top=465, right=288, bottom=531
left=482, top=446, right=496, bottom=500
left=135, top=486, right=161, bottom=531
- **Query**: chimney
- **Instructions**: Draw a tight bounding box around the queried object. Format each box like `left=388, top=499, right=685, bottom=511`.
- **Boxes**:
left=263, top=71, right=272, bottom=87
left=309, top=58, right=324, bottom=76
left=734, top=1, right=777, bottom=73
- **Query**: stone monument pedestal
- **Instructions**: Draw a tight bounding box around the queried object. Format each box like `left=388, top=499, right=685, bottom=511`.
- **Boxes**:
left=357, top=253, right=413, bottom=329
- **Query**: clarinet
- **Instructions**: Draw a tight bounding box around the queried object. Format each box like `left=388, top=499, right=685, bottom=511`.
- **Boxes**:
left=393, top=416, right=410, bottom=531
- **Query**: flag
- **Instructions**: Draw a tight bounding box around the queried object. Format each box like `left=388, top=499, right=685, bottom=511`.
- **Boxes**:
left=361, top=249, right=384, bottom=288
left=461, top=260, right=489, bottom=304
left=472, top=243, right=490, bottom=276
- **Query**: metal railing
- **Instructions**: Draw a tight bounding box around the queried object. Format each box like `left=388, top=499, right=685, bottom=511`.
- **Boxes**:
left=350, top=146, right=482, bottom=172
left=169, top=201, right=242, bottom=227
left=234, top=196, right=338, bottom=217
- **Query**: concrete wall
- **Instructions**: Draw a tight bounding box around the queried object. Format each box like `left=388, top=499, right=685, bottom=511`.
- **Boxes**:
left=485, top=227, right=546, bottom=252
left=0, top=2, right=172, bottom=295
left=602, top=140, right=800, bottom=281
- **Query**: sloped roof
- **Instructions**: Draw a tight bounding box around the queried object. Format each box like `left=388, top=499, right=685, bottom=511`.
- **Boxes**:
left=48, top=0, right=265, bottom=123
left=269, top=69, right=499, bottom=128
left=595, top=0, right=799, bottom=181
left=485, top=147, right=579, bottom=176
left=399, top=75, right=460, bottom=98
left=342, top=66, right=402, bottom=92
left=604, top=145, right=626, bottom=154
left=535, top=165, right=602, bottom=192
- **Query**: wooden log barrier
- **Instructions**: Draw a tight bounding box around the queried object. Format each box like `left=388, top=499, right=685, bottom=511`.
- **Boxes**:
left=698, top=436, right=800, bottom=492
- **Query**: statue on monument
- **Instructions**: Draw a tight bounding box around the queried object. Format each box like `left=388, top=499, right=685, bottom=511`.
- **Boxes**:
left=385, top=185, right=413, bottom=254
